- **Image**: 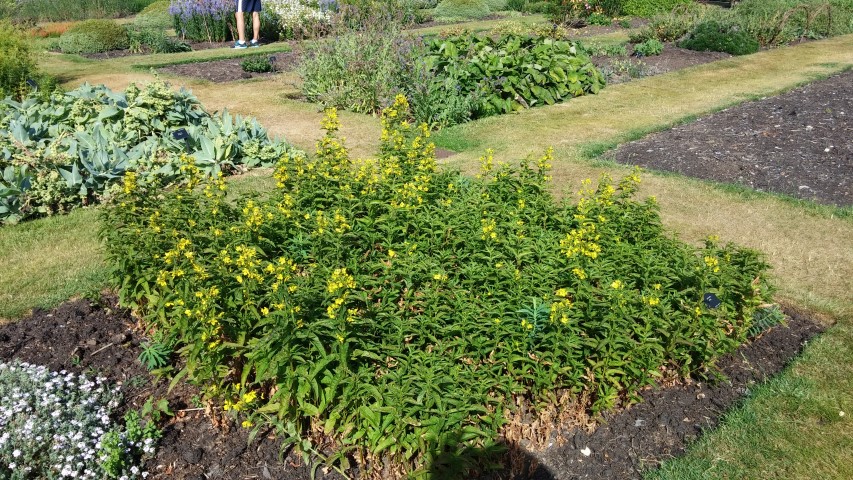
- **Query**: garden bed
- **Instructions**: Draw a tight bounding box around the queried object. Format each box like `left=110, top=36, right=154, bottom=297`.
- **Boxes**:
left=158, top=51, right=302, bottom=83
left=593, top=43, right=730, bottom=84
left=0, top=297, right=824, bottom=480
left=611, top=69, right=853, bottom=206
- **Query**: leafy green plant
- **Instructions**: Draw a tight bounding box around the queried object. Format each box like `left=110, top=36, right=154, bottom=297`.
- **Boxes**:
left=679, top=20, right=760, bottom=55
left=58, top=19, right=130, bottom=54
left=621, top=0, right=692, bottom=18
left=421, top=34, right=605, bottom=120
left=747, top=304, right=786, bottom=337
left=100, top=410, right=160, bottom=479
left=127, top=27, right=191, bottom=54
left=577, top=40, right=629, bottom=56
left=633, top=38, right=663, bottom=56
left=102, top=97, right=773, bottom=478
left=138, top=333, right=173, bottom=370
left=241, top=55, right=276, bottom=73
left=0, top=80, right=296, bottom=224
left=587, top=11, right=612, bottom=25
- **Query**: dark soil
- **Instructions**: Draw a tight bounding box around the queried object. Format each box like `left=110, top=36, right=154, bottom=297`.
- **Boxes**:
left=593, top=44, right=731, bottom=85
left=0, top=297, right=825, bottom=479
left=611, top=69, right=853, bottom=207
left=525, top=305, right=826, bottom=479
left=158, top=51, right=301, bottom=83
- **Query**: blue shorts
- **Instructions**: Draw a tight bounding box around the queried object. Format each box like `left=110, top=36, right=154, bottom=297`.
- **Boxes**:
left=237, top=0, right=261, bottom=12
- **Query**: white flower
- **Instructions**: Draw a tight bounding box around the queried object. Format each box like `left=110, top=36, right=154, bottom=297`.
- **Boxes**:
left=12, top=448, right=21, bottom=457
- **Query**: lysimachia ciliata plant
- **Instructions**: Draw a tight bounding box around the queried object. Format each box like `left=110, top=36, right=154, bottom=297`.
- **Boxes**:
left=0, top=361, right=157, bottom=479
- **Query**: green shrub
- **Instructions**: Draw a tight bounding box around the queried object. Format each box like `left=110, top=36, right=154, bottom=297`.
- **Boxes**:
left=422, top=34, right=606, bottom=120
left=58, top=19, right=130, bottom=54
left=633, top=37, right=663, bottom=56
left=102, top=98, right=773, bottom=478
left=300, top=23, right=410, bottom=114
left=628, top=2, right=713, bottom=42
left=241, top=55, right=275, bottom=73
left=621, top=0, right=693, bottom=18
left=434, top=0, right=492, bottom=20
left=679, top=20, right=760, bottom=55
left=0, top=81, right=295, bottom=224
left=587, top=11, right=612, bottom=25
left=133, top=0, right=173, bottom=30
left=732, top=0, right=851, bottom=45
left=127, top=27, right=191, bottom=54
left=12, top=0, right=154, bottom=22
left=0, top=22, right=37, bottom=100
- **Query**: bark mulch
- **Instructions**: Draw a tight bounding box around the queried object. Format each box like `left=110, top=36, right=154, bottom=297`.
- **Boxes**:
left=610, top=69, right=853, bottom=207
left=0, top=297, right=825, bottom=479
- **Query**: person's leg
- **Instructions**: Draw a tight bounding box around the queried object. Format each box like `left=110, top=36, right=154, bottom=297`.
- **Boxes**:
left=235, top=0, right=247, bottom=44
left=252, top=11, right=260, bottom=43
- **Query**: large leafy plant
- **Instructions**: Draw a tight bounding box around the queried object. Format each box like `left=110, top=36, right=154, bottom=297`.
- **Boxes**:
left=0, top=80, right=294, bottom=224
left=102, top=97, right=772, bottom=478
left=421, top=34, right=605, bottom=120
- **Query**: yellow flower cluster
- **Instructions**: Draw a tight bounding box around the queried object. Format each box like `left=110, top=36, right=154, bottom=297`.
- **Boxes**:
left=123, top=171, right=138, bottom=195
left=537, top=147, right=553, bottom=182
left=178, top=154, right=202, bottom=192
left=242, top=200, right=271, bottom=230
left=205, top=171, right=227, bottom=197
left=560, top=223, right=601, bottom=259
left=223, top=386, right=258, bottom=412
left=703, top=255, right=721, bottom=273
left=481, top=218, right=498, bottom=241
left=550, top=299, right=574, bottom=325
left=320, top=107, right=340, bottom=132
left=326, top=268, right=356, bottom=319
left=479, top=149, right=495, bottom=177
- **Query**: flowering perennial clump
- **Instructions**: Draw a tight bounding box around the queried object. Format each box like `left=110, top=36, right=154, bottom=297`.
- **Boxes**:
left=102, top=96, right=773, bottom=478
left=169, top=0, right=232, bottom=42
left=266, top=0, right=334, bottom=29
left=0, top=361, right=155, bottom=479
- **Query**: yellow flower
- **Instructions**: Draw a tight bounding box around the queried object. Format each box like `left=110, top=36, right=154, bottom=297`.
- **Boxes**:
left=261, top=307, right=270, bottom=316
left=610, top=280, right=623, bottom=289
left=242, top=420, right=254, bottom=428
left=388, top=249, right=396, bottom=258
left=556, top=288, right=568, bottom=297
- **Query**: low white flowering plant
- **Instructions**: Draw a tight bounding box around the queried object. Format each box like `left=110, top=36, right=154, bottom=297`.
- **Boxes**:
left=0, top=361, right=159, bottom=479
left=266, top=0, right=335, bottom=30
